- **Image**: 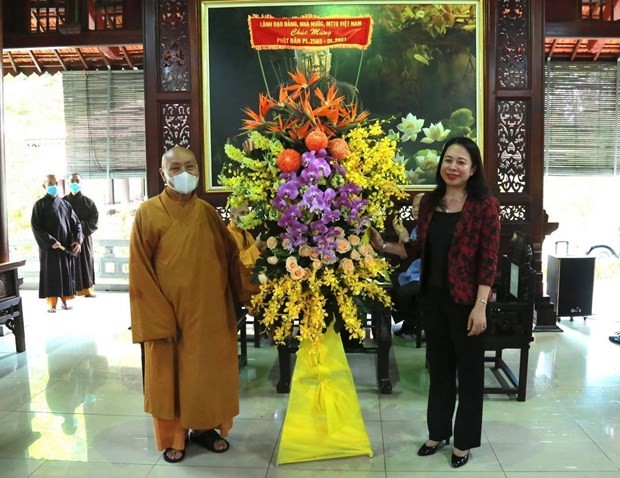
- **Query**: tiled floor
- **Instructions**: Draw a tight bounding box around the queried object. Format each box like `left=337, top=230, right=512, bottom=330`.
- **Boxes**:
left=1, top=282, right=620, bottom=477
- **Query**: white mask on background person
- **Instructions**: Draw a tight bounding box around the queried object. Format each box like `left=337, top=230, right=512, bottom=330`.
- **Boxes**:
left=165, top=171, right=199, bottom=194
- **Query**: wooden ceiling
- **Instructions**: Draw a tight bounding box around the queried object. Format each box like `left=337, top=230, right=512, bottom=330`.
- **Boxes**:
left=3, top=45, right=143, bottom=76
left=545, top=37, right=620, bottom=61
left=2, top=0, right=143, bottom=76
left=545, top=0, right=620, bottom=61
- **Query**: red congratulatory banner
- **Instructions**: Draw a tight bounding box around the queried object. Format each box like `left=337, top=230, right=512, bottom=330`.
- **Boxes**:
left=248, top=16, right=373, bottom=50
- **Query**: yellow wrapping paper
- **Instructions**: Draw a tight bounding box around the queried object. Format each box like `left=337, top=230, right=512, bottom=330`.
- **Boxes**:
left=277, top=324, right=373, bottom=464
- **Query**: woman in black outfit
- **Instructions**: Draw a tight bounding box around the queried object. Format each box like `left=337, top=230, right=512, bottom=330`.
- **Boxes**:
left=371, top=137, right=500, bottom=468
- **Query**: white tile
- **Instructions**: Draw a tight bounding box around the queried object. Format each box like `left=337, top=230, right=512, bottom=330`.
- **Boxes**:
left=3, top=289, right=620, bottom=476
left=0, top=457, right=46, bottom=478
left=29, top=461, right=152, bottom=478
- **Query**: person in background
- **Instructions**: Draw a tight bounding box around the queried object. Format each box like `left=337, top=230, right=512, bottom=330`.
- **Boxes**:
left=64, top=173, right=99, bottom=298
left=390, top=194, right=423, bottom=341
left=227, top=204, right=265, bottom=268
left=129, top=147, right=256, bottom=464
left=31, top=174, right=83, bottom=313
left=370, top=137, right=500, bottom=468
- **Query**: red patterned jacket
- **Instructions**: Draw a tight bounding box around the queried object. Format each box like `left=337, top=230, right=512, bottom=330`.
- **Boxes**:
left=406, top=194, right=501, bottom=305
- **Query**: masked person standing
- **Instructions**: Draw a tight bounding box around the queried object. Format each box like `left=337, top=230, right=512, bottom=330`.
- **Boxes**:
left=64, top=173, right=99, bottom=298
left=129, top=147, right=256, bottom=463
left=31, top=174, right=83, bottom=313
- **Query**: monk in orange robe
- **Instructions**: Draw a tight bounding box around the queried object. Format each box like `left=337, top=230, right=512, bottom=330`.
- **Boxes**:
left=226, top=205, right=263, bottom=268
left=129, top=147, right=255, bottom=463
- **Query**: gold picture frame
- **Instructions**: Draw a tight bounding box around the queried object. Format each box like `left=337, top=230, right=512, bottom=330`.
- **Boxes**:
left=201, top=1, right=484, bottom=192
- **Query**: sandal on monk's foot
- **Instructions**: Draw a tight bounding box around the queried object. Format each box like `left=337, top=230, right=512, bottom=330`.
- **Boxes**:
left=189, top=429, right=230, bottom=453
left=162, top=447, right=186, bottom=463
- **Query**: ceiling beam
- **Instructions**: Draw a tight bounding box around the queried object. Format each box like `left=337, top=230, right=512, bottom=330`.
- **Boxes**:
left=27, top=49, right=43, bottom=74
left=547, top=38, right=558, bottom=60
left=570, top=39, right=582, bottom=61
left=98, top=47, right=111, bottom=67
left=120, top=46, right=134, bottom=69
left=52, top=48, right=68, bottom=71
left=3, top=30, right=143, bottom=50
left=6, top=51, right=19, bottom=74
left=75, top=48, right=89, bottom=70
left=546, top=21, right=620, bottom=38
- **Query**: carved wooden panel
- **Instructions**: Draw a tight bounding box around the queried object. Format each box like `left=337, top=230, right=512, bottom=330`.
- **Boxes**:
left=497, top=0, right=528, bottom=89
left=500, top=204, right=528, bottom=223
left=159, top=0, right=190, bottom=92
left=161, top=103, right=191, bottom=152
left=497, top=100, right=527, bottom=194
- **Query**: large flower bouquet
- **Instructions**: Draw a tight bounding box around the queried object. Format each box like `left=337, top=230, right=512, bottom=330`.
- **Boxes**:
left=221, top=70, right=406, bottom=345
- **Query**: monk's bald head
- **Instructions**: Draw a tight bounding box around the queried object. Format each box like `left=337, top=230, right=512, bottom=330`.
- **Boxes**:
left=161, top=147, right=197, bottom=172
left=43, top=174, right=58, bottom=188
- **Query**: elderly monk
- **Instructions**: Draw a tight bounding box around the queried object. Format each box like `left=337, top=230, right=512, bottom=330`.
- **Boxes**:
left=31, top=174, right=83, bottom=313
left=129, top=147, right=255, bottom=463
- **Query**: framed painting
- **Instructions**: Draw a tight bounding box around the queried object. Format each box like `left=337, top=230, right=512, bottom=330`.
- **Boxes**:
left=201, top=1, right=483, bottom=192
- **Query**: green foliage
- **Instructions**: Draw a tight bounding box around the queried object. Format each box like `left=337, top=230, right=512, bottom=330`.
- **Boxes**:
left=4, top=73, right=66, bottom=237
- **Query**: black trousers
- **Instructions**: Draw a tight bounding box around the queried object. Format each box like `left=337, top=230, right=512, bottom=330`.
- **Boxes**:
left=422, top=287, right=485, bottom=450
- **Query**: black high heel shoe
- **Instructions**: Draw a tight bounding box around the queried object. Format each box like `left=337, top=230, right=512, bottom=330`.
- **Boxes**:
left=451, top=451, right=470, bottom=468
left=417, top=438, right=450, bottom=456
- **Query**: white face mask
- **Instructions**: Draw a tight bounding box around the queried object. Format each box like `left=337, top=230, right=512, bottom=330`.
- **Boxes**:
left=165, top=171, right=199, bottom=194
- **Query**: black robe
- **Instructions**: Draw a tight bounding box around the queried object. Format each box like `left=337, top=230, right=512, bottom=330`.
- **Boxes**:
left=31, top=195, right=83, bottom=298
left=64, top=192, right=99, bottom=291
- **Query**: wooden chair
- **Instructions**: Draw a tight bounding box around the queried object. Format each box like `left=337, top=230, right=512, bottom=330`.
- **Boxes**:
left=0, top=261, right=26, bottom=353
left=483, top=231, right=535, bottom=402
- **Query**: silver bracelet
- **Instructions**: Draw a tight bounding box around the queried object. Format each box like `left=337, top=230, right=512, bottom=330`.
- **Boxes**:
left=476, top=297, right=488, bottom=305
left=382, top=242, right=387, bottom=250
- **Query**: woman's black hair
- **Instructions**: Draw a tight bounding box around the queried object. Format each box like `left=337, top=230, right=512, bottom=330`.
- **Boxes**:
left=426, top=137, right=490, bottom=210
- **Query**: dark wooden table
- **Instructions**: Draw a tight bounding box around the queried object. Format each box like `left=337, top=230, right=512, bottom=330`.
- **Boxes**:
left=0, top=260, right=27, bottom=353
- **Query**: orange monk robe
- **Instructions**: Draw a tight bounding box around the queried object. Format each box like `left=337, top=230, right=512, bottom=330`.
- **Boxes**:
left=129, top=190, right=255, bottom=434
left=227, top=221, right=260, bottom=268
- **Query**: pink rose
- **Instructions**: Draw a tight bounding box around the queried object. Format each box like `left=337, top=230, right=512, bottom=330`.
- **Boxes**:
left=285, top=256, right=298, bottom=272
left=335, top=238, right=352, bottom=254
left=348, top=234, right=361, bottom=246
left=340, top=258, right=355, bottom=273
left=266, top=236, right=278, bottom=249
left=358, top=244, right=372, bottom=256
left=290, top=266, right=305, bottom=280
left=299, top=244, right=312, bottom=257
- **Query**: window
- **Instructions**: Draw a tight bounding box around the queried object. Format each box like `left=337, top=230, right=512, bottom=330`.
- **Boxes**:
left=62, top=70, right=145, bottom=179
left=544, top=62, right=619, bottom=176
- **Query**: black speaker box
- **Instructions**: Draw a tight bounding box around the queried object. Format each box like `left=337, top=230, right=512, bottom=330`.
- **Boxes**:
left=546, top=255, right=595, bottom=318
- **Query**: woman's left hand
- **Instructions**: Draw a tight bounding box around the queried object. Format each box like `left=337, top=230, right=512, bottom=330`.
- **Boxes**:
left=467, top=304, right=487, bottom=336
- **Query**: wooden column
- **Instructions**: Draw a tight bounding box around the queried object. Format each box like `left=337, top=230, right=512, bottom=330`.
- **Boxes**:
left=143, top=0, right=197, bottom=199
left=485, top=0, right=545, bottom=292
left=0, top=0, right=9, bottom=263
